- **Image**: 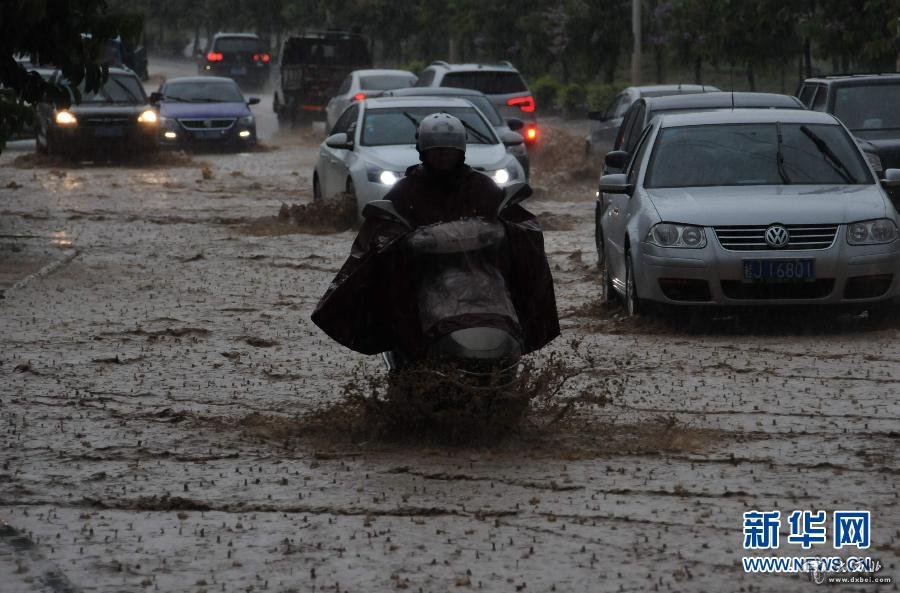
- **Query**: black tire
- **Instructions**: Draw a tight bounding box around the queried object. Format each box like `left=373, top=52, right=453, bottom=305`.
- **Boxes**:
left=313, top=173, right=322, bottom=202
left=35, top=124, right=48, bottom=154
left=624, top=251, right=641, bottom=317
left=594, top=203, right=605, bottom=268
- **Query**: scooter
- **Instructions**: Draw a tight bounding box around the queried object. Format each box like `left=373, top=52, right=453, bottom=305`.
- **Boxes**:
left=362, top=184, right=533, bottom=387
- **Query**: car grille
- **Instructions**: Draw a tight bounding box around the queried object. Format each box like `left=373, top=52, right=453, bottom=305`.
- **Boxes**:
left=81, top=116, right=132, bottom=126
left=179, top=118, right=235, bottom=130
left=714, top=224, right=839, bottom=251
left=721, top=279, right=835, bottom=300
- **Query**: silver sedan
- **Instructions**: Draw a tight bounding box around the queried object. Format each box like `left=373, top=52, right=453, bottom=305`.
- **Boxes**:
left=596, top=109, right=900, bottom=314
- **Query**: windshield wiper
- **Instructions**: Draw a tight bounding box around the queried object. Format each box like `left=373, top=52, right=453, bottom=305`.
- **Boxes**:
left=800, top=125, right=858, bottom=183
left=459, top=119, right=492, bottom=144
left=109, top=77, right=139, bottom=103
left=402, top=111, right=420, bottom=129
left=775, top=121, right=792, bottom=184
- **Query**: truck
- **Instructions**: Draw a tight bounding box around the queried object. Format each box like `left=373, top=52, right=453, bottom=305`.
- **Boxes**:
left=273, top=30, right=371, bottom=128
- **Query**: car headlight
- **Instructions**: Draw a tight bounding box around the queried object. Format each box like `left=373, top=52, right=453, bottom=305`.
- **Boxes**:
left=646, top=223, right=707, bottom=248
left=137, top=109, right=157, bottom=124
left=366, top=166, right=402, bottom=186
left=847, top=219, right=897, bottom=245
left=863, top=151, right=883, bottom=174
left=492, top=168, right=510, bottom=185
left=55, top=110, right=77, bottom=125
left=239, top=115, right=254, bottom=126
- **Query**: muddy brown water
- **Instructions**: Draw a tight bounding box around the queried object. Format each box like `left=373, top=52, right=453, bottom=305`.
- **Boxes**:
left=0, top=122, right=898, bottom=593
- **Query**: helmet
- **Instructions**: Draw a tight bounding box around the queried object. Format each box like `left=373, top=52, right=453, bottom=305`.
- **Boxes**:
left=416, top=113, right=466, bottom=153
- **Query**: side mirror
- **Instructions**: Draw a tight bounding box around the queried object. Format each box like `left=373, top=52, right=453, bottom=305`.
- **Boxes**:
left=881, top=168, right=900, bottom=189
left=247, top=97, right=260, bottom=106
left=498, top=182, right=533, bottom=214
left=500, top=130, right=524, bottom=147
left=325, top=132, right=353, bottom=150
left=598, top=173, right=633, bottom=195
left=588, top=111, right=607, bottom=122
left=362, top=200, right=412, bottom=229
left=149, top=91, right=163, bottom=104
left=604, top=150, right=629, bottom=171
left=506, top=118, right=524, bottom=132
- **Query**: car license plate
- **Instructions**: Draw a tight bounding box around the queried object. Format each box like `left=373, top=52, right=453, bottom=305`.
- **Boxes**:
left=193, top=130, right=223, bottom=140
left=743, top=259, right=815, bottom=282
left=231, top=67, right=247, bottom=76
left=94, top=126, right=123, bottom=138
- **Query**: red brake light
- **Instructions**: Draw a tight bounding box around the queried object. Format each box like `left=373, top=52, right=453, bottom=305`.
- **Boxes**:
left=206, top=52, right=223, bottom=62
left=353, top=92, right=366, bottom=101
left=262, top=53, right=270, bottom=63
left=525, top=125, right=538, bottom=143
left=252, top=53, right=260, bottom=62
left=507, top=95, right=535, bottom=113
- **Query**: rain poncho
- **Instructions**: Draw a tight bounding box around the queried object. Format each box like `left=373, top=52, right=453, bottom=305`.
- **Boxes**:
left=311, top=163, right=559, bottom=356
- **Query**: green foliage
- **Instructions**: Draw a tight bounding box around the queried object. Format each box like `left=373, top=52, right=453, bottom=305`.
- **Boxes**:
left=586, top=82, right=626, bottom=112
left=531, top=74, right=561, bottom=113
left=557, top=82, right=586, bottom=114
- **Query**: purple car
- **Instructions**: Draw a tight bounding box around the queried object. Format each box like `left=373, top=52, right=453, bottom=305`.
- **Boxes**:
left=151, top=76, right=259, bottom=150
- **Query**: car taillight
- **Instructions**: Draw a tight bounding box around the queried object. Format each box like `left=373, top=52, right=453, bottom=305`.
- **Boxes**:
left=507, top=95, right=535, bottom=113
left=252, top=53, right=270, bottom=63
left=353, top=92, right=366, bottom=101
left=207, top=52, right=223, bottom=62
left=262, top=53, right=270, bottom=63
left=525, top=124, right=538, bottom=144
left=252, top=53, right=259, bottom=62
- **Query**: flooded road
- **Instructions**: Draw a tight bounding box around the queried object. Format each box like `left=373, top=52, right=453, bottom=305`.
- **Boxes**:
left=0, top=101, right=898, bottom=592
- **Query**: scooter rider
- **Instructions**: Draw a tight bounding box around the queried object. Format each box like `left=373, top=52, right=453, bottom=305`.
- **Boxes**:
left=311, top=113, right=559, bottom=359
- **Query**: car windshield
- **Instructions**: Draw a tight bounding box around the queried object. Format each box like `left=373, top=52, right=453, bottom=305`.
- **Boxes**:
left=361, top=106, right=497, bottom=146
left=833, top=84, right=900, bottom=131
left=164, top=81, right=244, bottom=103
left=360, top=74, right=416, bottom=91
left=645, top=123, right=872, bottom=188
left=74, top=73, right=146, bottom=104
left=214, top=37, right=261, bottom=53
left=440, top=71, right=526, bottom=95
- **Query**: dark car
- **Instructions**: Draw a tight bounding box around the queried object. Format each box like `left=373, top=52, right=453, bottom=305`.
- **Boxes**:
left=381, top=85, right=530, bottom=178
left=151, top=77, right=259, bottom=150
left=586, top=84, right=719, bottom=157
left=35, top=68, right=158, bottom=157
left=796, top=74, right=900, bottom=176
left=199, top=33, right=270, bottom=90
left=273, top=30, right=371, bottom=128
left=606, top=92, right=805, bottom=169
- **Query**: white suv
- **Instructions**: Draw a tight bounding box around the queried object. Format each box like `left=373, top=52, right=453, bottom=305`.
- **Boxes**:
left=415, top=61, right=538, bottom=146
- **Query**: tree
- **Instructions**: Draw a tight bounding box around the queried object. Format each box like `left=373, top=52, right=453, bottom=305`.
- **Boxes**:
left=1, top=0, right=125, bottom=152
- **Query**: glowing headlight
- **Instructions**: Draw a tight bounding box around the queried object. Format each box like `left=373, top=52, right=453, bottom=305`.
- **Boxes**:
left=239, top=130, right=252, bottom=138
left=137, top=110, right=158, bottom=124
left=55, top=111, right=77, bottom=125
left=646, top=223, right=707, bottom=248
left=163, top=131, right=177, bottom=139
left=379, top=170, right=399, bottom=186
left=847, top=219, right=897, bottom=245
left=492, top=168, right=510, bottom=185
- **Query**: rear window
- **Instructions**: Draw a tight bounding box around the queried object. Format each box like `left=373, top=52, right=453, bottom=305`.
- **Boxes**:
left=282, top=37, right=370, bottom=65
left=360, top=74, right=416, bottom=91
left=833, top=83, right=900, bottom=131
left=441, top=71, right=527, bottom=95
left=214, top=37, right=261, bottom=53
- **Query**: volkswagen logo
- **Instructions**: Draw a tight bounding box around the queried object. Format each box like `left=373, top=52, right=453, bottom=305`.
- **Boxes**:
left=764, top=224, right=790, bottom=248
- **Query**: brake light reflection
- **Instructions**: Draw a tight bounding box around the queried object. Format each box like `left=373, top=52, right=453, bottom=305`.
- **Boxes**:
left=525, top=125, right=538, bottom=143
left=206, top=52, right=223, bottom=62
left=352, top=92, right=366, bottom=101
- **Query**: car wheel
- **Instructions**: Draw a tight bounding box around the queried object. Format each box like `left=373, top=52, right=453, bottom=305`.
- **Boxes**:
left=313, top=173, right=322, bottom=202
left=36, top=124, right=47, bottom=154
left=594, top=205, right=605, bottom=268
left=624, top=251, right=641, bottom=317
